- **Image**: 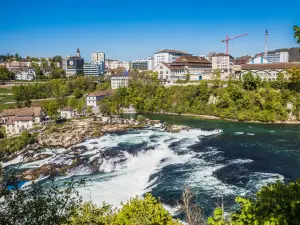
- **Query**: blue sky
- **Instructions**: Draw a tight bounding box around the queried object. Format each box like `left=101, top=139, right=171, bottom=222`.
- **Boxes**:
left=0, top=0, right=299, bottom=61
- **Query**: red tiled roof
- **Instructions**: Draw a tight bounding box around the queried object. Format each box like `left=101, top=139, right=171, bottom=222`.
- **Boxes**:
left=241, top=63, right=300, bottom=70
left=161, top=63, right=171, bottom=69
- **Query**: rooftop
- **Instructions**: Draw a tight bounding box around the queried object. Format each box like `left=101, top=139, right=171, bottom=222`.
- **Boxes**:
left=241, top=62, right=300, bottom=70
left=154, top=49, right=191, bottom=55
left=173, top=55, right=211, bottom=64
left=213, top=53, right=234, bottom=59
left=61, top=106, right=74, bottom=111
left=88, top=90, right=114, bottom=97
left=0, top=107, right=42, bottom=117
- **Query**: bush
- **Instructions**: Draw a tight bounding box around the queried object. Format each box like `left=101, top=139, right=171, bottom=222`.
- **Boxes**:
left=137, top=115, right=146, bottom=124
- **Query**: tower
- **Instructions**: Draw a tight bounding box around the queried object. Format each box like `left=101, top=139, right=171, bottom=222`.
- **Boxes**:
left=76, top=48, right=81, bottom=58
left=264, top=30, right=268, bottom=59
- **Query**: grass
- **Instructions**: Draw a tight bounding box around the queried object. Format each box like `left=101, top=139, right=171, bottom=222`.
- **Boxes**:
left=0, top=87, right=12, bottom=94
left=0, top=103, right=14, bottom=112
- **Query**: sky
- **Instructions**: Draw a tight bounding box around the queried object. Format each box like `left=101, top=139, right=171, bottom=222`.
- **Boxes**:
left=0, top=0, right=299, bottom=61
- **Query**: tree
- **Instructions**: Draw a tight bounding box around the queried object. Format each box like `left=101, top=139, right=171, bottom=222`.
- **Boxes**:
left=179, top=187, right=205, bottom=225
left=41, top=100, right=59, bottom=120
left=208, top=180, right=300, bottom=225
left=294, top=25, right=300, bottom=43
left=0, top=178, right=83, bottom=225
left=86, top=106, right=93, bottom=114
left=242, top=72, right=261, bottom=90
left=113, top=193, right=182, bottom=225
left=100, top=103, right=110, bottom=116
left=73, top=88, right=83, bottom=99
left=0, top=66, right=15, bottom=80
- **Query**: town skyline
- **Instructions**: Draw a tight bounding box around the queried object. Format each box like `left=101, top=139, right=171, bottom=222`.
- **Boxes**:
left=1, top=0, right=299, bottom=61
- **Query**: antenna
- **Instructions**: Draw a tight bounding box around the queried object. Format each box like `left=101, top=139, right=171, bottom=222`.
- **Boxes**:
left=264, top=30, right=268, bottom=59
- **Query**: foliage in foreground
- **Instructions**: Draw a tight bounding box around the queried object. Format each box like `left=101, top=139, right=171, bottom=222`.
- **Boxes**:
left=208, top=180, right=300, bottom=225
left=67, top=193, right=182, bottom=225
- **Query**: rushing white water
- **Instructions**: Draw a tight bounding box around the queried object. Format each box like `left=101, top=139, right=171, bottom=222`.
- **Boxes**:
left=2, top=127, right=285, bottom=213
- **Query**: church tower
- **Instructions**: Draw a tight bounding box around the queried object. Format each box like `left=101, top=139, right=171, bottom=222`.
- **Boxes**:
left=76, top=48, right=81, bottom=58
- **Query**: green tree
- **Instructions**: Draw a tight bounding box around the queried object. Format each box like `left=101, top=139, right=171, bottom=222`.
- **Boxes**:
left=0, top=66, right=15, bottom=80
left=41, top=100, right=59, bottom=120
left=242, top=72, right=261, bottom=90
left=137, top=115, right=146, bottom=124
left=86, top=106, right=93, bottom=114
left=73, top=88, right=83, bottom=99
left=294, top=25, right=300, bottom=43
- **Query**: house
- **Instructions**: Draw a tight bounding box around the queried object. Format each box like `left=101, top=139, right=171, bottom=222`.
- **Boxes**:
left=60, top=107, right=75, bottom=119
left=0, top=107, right=44, bottom=136
left=111, top=74, right=129, bottom=89
left=86, top=90, right=113, bottom=108
left=153, top=63, right=172, bottom=82
left=240, top=62, right=300, bottom=81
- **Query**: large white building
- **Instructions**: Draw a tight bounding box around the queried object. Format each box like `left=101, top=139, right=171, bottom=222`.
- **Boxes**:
left=153, top=56, right=212, bottom=82
left=147, top=56, right=154, bottom=70
left=0, top=107, right=44, bottom=136
left=153, top=49, right=191, bottom=68
left=211, top=53, right=234, bottom=78
left=15, top=69, right=36, bottom=80
left=267, top=52, right=289, bottom=63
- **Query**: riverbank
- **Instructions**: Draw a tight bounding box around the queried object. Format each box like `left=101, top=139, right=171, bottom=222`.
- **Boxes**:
left=150, top=112, right=300, bottom=125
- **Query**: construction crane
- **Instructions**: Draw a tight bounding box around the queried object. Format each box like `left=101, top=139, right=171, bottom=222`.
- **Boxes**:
left=221, top=34, right=248, bottom=55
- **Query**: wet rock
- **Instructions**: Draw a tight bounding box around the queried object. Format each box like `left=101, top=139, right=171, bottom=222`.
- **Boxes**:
left=165, top=124, right=190, bottom=133
left=22, top=164, right=61, bottom=180
left=24, top=154, right=52, bottom=163
left=70, top=145, right=89, bottom=155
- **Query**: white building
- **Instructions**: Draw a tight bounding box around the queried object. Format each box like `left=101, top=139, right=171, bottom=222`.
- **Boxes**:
left=15, top=69, right=36, bottom=81
left=0, top=107, right=44, bottom=136
left=91, top=52, right=105, bottom=64
left=60, top=107, right=75, bottom=119
left=111, top=75, right=129, bottom=89
left=211, top=53, right=234, bottom=78
left=83, top=63, right=103, bottom=76
left=240, top=63, right=300, bottom=81
left=153, top=63, right=172, bottom=81
left=107, top=60, right=130, bottom=71
left=247, top=56, right=271, bottom=64
left=267, top=52, right=289, bottom=63
left=153, top=56, right=212, bottom=82
left=153, top=49, right=191, bottom=68
left=86, top=91, right=113, bottom=108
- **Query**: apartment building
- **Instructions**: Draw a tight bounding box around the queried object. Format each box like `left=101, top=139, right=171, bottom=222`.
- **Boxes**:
left=0, top=107, right=44, bottom=136
left=267, top=52, right=289, bottom=63
left=91, top=52, right=105, bottom=64
left=153, top=49, right=191, bottom=68
left=211, top=53, right=234, bottom=78
left=83, top=63, right=104, bottom=76
left=106, top=60, right=130, bottom=71
left=111, top=74, right=129, bottom=89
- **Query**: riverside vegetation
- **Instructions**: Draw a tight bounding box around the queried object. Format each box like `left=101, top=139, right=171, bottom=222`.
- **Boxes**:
left=100, top=67, right=300, bottom=123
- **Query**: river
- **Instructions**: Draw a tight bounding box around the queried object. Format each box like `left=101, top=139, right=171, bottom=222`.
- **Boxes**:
left=3, top=115, right=300, bottom=216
